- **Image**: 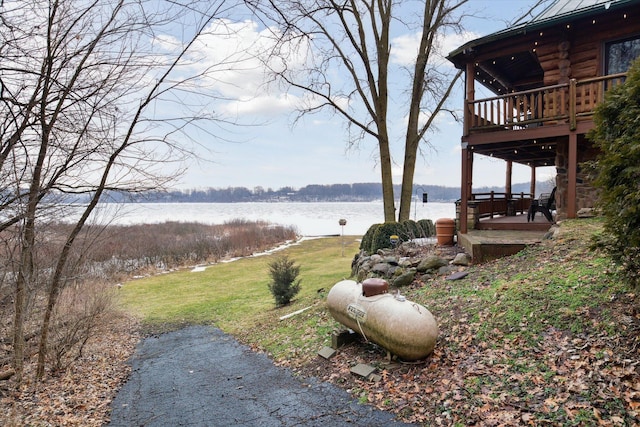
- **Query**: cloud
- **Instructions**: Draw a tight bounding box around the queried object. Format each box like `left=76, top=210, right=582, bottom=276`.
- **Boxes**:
left=391, top=32, right=422, bottom=66
left=162, top=18, right=327, bottom=120
left=221, top=93, right=298, bottom=116
left=391, top=30, right=480, bottom=67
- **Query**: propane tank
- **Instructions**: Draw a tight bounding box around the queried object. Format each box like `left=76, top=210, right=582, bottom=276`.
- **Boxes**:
left=326, top=279, right=438, bottom=360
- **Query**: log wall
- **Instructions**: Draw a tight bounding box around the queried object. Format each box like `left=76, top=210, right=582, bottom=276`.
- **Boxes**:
left=536, top=8, right=640, bottom=86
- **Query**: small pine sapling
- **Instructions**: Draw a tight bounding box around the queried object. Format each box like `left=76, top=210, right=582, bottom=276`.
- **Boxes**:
left=267, top=255, right=301, bottom=306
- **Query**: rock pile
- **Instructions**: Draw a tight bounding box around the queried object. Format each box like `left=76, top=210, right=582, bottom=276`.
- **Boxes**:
left=351, top=241, right=471, bottom=288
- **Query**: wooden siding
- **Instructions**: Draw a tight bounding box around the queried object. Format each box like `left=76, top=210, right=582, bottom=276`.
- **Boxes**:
left=537, top=9, right=640, bottom=86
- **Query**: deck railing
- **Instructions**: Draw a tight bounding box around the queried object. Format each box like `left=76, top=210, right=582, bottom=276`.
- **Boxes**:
left=464, top=73, right=627, bottom=134
left=470, top=192, right=532, bottom=219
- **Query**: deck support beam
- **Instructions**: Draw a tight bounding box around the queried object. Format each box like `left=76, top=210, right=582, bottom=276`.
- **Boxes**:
left=460, top=143, right=472, bottom=233
left=530, top=166, right=536, bottom=198
left=567, top=132, right=578, bottom=218
left=505, top=160, right=512, bottom=198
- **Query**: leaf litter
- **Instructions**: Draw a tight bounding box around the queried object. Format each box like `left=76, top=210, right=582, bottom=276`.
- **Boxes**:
left=1, top=219, right=638, bottom=426
left=291, top=220, right=639, bottom=426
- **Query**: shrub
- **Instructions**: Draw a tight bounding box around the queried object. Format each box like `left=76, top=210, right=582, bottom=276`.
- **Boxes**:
left=589, top=56, right=640, bottom=288
left=401, top=219, right=421, bottom=240
left=360, top=220, right=435, bottom=253
left=416, top=219, right=436, bottom=237
left=360, top=223, right=381, bottom=253
left=48, top=282, right=117, bottom=372
left=267, top=255, right=301, bottom=306
left=371, top=222, right=405, bottom=253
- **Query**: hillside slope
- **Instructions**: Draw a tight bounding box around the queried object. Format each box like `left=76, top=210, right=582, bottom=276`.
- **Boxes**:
left=284, top=219, right=639, bottom=425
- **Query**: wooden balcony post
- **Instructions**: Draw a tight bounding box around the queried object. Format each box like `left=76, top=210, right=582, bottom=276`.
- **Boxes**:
left=489, top=191, right=495, bottom=219
left=464, top=62, right=475, bottom=136
left=530, top=166, right=536, bottom=198
left=460, top=142, right=471, bottom=233
left=506, top=160, right=513, bottom=199
left=569, top=78, right=577, bottom=131
left=568, top=133, right=577, bottom=218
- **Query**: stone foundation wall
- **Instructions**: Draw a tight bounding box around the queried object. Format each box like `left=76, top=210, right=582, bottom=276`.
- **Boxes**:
left=554, top=137, right=600, bottom=219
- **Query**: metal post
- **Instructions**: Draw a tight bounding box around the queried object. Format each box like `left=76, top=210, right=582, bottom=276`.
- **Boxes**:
left=413, top=187, right=427, bottom=221
left=339, top=219, right=347, bottom=256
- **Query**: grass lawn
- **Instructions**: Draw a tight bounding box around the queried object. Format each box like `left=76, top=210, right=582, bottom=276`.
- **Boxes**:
left=118, top=236, right=359, bottom=337
left=117, top=219, right=640, bottom=426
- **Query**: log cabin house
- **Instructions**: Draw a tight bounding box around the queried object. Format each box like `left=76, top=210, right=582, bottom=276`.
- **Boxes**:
left=447, top=0, right=640, bottom=235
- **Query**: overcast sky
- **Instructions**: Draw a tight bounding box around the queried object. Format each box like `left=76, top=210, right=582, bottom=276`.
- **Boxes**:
left=169, top=0, right=556, bottom=191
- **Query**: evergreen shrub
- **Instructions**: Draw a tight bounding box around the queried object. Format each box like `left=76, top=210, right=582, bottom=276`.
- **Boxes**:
left=401, top=220, right=421, bottom=240
left=417, top=219, right=436, bottom=237
left=589, top=57, right=640, bottom=288
left=360, top=223, right=381, bottom=253
left=267, top=255, right=301, bottom=306
left=371, top=222, right=405, bottom=253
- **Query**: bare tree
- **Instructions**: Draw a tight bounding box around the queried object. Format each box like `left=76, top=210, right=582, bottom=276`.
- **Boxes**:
left=0, top=0, right=244, bottom=382
left=247, top=0, right=468, bottom=222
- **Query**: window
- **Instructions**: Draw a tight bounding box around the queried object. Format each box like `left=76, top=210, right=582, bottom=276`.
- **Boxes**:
left=606, top=36, right=640, bottom=74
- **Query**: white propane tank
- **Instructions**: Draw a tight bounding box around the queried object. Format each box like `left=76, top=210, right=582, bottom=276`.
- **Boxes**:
left=326, top=279, right=438, bottom=360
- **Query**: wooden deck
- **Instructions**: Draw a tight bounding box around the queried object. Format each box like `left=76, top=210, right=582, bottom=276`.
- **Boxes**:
left=476, top=212, right=554, bottom=231
left=457, top=214, right=555, bottom=263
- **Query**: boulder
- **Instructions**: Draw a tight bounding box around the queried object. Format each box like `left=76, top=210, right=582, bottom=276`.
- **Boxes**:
left=451, top=253, right=471, bottom=266
left=371, top=262, right=391, bottom=275
left=392, top=269, right=416, bottom=288
left=417, top=255, right=448, bottom=272
left=438, top=265, right=458, bottom=276
left=577, top=208, right=597, bottom=218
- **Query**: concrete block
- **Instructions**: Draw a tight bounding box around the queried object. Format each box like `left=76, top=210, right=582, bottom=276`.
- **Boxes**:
left=350, top=363, right=376, bottom=379
left=331, top=330, right=358, bottom=349
left=369, top=373, right=382, bottom=382
left=317, top=346, right=337, bottom=360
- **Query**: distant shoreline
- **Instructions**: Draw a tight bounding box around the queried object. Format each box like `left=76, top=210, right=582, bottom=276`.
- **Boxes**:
left=102, top=199, right=459, bottom=204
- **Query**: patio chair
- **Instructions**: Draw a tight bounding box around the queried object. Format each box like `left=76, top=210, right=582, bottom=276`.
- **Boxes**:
left=527, top=187, right=556, bottom=223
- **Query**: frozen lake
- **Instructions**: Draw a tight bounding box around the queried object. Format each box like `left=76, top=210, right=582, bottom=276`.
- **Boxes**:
left=89, top=201, right=457, bottom=236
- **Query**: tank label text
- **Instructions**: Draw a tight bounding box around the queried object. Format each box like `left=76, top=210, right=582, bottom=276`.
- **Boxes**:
left=347, top=303, right=367, bottom=322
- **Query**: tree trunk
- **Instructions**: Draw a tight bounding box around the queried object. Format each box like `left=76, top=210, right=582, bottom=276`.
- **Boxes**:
left=13, top=264, right=27, bottom=383
left=13, top=179, right=41, bottom=384
left=398, top=135, right=418, bottom=221
left=398, top=0, right=464, bottom=221
left=379, top=135, right=396, bottom=222
left=36, top=187, right=105, bottom=379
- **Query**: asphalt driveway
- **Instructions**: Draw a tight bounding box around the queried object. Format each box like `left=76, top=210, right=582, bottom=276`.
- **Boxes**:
left=107, top=326, right=413, bottom=426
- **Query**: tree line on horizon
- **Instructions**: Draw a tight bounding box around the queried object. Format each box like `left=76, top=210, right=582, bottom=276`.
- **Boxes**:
left=102, top=181, right=551, bottom=203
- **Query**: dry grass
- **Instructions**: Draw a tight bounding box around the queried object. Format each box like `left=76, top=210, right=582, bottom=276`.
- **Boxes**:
left=0, top=219, right=300, bottom=425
